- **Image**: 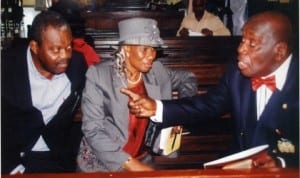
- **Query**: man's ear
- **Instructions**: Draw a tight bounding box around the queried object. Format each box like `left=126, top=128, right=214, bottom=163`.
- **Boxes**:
left=274, top=42, right=288, bottom=62
left=29, top=40, right=39, bottom=55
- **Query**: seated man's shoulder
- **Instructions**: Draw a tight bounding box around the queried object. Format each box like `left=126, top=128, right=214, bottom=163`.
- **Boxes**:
left=72, top=50, right=85, bottom=60
left=70, top=51, right=88, bottom=67
left=204, top=10, right=220, bottom=20
left=67, top=51, right=88, bottom=76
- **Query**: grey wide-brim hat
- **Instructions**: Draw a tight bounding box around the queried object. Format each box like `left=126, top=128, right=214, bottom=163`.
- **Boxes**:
left=118, top=17, right=164, bottom=47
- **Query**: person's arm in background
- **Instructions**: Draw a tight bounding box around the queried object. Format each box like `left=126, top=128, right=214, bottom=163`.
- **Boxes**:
left=72, top=38, right=101, bottom=66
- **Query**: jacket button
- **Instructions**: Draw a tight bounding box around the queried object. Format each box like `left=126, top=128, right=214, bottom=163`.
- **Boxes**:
left=20, top=152, right=25, bottom=157
left=282, top=103, right=288, bottom=109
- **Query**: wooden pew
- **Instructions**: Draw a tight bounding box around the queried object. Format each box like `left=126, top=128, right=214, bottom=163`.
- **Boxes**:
left=82, top=10, right=185, bottom=38
left=152, top=109, right=234, bottom=169
left=100, top=0, right=148, bottom=10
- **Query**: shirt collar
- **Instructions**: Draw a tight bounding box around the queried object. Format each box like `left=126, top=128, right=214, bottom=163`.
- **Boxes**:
left=265, top=54, right=292, bottom=91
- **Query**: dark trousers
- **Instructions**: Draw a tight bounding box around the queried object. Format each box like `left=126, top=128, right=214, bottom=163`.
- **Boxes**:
left=22, top=151, right=75, bottom=173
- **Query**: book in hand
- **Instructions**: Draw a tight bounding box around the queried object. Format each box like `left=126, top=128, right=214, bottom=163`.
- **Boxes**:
left=159, top=126, right=183, bottom=155
left=188, top=29, right=204, bottom=36
left=203, top=144, right=269, bottom=169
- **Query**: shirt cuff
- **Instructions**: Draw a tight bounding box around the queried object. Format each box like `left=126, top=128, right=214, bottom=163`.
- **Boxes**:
left=10, top=164, right=25, bottom=175
left=150, top=100, right=163, bottom=123
left=276, top=157, right=286, bottom=168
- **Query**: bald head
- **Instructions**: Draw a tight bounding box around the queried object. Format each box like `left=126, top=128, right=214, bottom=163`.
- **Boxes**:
left=238, top=11, right=294, bottom=77
left=244, top=11, right=293, bottom=52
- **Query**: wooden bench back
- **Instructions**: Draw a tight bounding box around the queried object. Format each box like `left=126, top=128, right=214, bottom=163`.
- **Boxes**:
left=157, top=37, right=241, bottom=87
left=82, top=10, right=184, bottom=37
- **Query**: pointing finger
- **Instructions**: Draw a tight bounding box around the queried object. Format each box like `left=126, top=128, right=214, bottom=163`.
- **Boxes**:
left=120, top=88, right=140, bottom=101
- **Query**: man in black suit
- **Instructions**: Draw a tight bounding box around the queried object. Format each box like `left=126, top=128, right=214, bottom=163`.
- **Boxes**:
left=121, top=11, right=299, bottom=168
left=1, top=11, right=87, bottom=174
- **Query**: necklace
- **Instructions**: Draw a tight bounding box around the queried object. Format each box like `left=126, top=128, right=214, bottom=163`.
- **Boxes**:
left=127, top=72, right=142, bottom=85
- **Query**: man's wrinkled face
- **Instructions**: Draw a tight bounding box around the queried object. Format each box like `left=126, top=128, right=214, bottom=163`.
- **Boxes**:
left=237, top=22, right=278, bottom=78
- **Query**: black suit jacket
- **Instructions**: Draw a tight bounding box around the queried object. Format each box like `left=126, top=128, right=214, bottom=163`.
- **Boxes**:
left=1, top=42, right=87, bottom=173
left=162, top=55, right=299, bottom=167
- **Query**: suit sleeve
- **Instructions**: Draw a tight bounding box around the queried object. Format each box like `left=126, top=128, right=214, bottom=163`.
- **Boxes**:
left=161, top=61, right=234, bottom=127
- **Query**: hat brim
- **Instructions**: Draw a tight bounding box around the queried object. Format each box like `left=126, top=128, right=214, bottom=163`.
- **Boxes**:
left=119, top=36, right=164, bottom=47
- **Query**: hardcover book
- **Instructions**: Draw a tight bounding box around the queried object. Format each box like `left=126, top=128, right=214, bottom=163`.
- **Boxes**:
left=159, top=126, right=183, bottom=155
left=203, top=144, right=269, bottom=169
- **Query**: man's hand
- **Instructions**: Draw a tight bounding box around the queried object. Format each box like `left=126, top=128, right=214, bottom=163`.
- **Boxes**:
left=252, top=151, right=282, bottom=168
left=201, top=28, right=213, bottom=36
left=179, top=28, right=189, bottom=37
left=223, top=151, right=282, bottom=169
left=122, top=157, right=154, bottom=172
left=120, top=88, right=157, bottom=117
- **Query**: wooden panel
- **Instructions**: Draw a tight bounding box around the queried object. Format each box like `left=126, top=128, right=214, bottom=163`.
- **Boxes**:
left=151, top=117, right=234, bottom=170
left=82, top=10, right=184, bottom=37
left=153, top=134, right=233, bottom=169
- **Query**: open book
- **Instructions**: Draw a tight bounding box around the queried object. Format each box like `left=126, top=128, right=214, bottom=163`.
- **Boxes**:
left=159, top=126, right=183, bottom=155
left=188, top=29, right=204, bottom=36
left=203, top=144, right=269, bottom=169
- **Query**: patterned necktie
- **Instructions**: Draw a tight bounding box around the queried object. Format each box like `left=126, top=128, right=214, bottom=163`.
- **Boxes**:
left=251, top=75, right=276, bottom=92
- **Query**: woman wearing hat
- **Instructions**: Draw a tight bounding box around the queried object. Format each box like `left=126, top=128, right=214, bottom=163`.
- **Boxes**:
left=77, top=18, right=198, bottom=172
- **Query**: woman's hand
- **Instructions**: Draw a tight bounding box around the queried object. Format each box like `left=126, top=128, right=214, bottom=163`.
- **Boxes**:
left=122, top=157, right=154, bottom=171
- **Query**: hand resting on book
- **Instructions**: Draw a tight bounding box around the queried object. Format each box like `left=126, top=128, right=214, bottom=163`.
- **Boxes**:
left=223, top=150, right=281, bottom=169
left=204, top=145, right=283, bottom=169
left=251, top=151, right=282, bottom=168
